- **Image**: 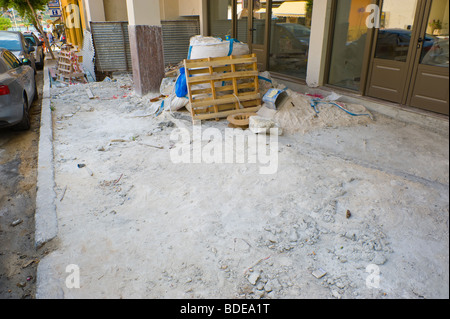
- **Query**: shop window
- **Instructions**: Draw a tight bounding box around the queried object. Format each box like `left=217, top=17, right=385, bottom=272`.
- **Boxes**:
left=268, top=0, right=314, bottom=79
left=420, top=0, right=449, bottom=67
left=328, top=0, right=372, bottom=91
left=374, top=0, right=418, bottom=62
left=210, top=0, right=234, bottom=39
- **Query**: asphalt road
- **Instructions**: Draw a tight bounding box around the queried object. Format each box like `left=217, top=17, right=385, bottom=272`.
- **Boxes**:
left=0, top=69, right=44, bottom=299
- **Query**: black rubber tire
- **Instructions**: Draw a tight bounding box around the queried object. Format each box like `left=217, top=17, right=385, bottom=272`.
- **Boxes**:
left=37, top=53, right=44, bottom=70
left=13, top=96, right=31, bottom=131
left=33, top=77, right=38, bottom=102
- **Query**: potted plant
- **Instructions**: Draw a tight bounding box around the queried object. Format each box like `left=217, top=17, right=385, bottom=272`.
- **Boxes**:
left=429, top=19, right=442, bottom=35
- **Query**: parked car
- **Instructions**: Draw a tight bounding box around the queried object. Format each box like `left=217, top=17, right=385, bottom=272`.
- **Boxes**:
left=23, top=31, right=44, bottom=69
left=374, top=28, right=435, bottom=61
left=0, top=48, right=37, bottom=130
left=0, top=31, right=36, bottom=73
left=347, top=29, right=436, bottom=62
left=276, top=23, right=311, bottom=47
left=271, top=23, right=311, bottom=56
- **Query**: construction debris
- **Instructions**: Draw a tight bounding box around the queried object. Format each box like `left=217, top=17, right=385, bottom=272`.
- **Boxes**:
left=188, top=35, right=250, bottom=60
left=47, top=61, right=450, bottom=300
left=10, top=219, right=23, bottom=227
left=312, top=268, right=327, bottom=279
left=249, top=116, right=283, bottom=135
left=56, top=44, right=87, bottom=84
left=227, top=113, right=258, bottom=129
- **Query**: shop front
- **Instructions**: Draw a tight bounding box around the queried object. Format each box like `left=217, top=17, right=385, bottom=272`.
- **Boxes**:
left=208, top=0, right=313, bottom=78
left=365, top=0, right=449, bottom=115
left=208, top=0, right=449, bottom=115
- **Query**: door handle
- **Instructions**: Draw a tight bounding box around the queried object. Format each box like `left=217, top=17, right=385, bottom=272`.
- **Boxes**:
left=417, top=37, right=423, bottom=49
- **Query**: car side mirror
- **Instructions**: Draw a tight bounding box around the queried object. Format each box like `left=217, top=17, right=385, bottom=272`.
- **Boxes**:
left=28, top=46, right=35, bottom=53
left=39, top=41, right=44, bottom=46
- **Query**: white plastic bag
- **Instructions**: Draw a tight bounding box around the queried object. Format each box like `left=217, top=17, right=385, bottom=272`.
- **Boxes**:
left=188, top=36, right=250, bottom=60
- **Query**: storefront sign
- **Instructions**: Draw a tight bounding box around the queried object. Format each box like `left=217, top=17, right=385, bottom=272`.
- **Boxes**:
left=49, top=8, right=62, bottom=17
left=48, top=0, right=61, bottom=9
left=64, top=4, right=81, bottom=29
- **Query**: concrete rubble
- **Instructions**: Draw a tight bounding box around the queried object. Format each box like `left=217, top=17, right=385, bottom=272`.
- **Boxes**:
left=34, top=65, right=449, bottom=299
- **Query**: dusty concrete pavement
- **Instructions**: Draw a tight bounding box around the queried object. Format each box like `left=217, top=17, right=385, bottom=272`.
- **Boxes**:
left=0, top=69, right=44, bottom=299
left=36, top=74, right=448, bottom=299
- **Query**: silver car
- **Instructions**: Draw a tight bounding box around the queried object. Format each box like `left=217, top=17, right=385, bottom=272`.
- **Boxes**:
left=0, top=48, right=37, bottom=130
left=23, top=32, right=44, bottom=70
left=0, top=31, right=36, bottom=73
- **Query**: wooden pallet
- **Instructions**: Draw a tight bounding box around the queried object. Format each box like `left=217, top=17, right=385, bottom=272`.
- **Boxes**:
left=184, top=54, right=261, bottom=121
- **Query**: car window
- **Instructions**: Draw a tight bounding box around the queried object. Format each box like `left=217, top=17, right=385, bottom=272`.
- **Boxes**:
left=0, top=59, right=7, bottom=73
left=0, top=33, right=22, bottom=51
left=3, top=50, right=21, bottom=69
left=1, top=52, right=13, bottom=70
left=25, top=36, right=36, bottom=46
left=21, top=36, right=28, bottom=49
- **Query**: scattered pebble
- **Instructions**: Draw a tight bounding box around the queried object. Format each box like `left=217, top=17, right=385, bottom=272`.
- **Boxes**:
left=11, top=219, right=23, bottom=227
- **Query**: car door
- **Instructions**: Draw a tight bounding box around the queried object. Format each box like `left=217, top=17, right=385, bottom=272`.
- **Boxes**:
left=3, top=50, right=33, bottom=107
left=30, top=34, right=43, bottom=63
left=20, top=34, right=35, bottom=69
left=25, top=36, right=38, bottom=63
left=35, top=34, right=43, bottom=62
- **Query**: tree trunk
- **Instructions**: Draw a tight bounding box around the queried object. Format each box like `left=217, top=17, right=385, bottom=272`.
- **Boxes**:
left=26, top=0, right=55, bottom=60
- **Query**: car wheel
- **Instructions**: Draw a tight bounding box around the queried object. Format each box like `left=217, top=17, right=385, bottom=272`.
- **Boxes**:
left=13, top=96, right=31, bottom=131
left=31, top=59, right=37, bottom=74
left=33, top=77, right=38, bottom=102
left=37, top=53, right=44, bottom=70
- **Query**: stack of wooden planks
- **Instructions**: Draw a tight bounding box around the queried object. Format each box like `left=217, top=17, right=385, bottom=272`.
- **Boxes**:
left=57, top=45, right=86, bottom=83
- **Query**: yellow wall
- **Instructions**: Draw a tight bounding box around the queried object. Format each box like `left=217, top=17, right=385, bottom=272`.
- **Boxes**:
left=104, top=0, right=129, bottom=21
left=347, top=0, right=372, bottom=42
left=160, top=0, right=180, bottom=19
left=78, top=0, right=87, bottom=31
left=61, top=0, right=84, bottom=47
left=178, top=0, right=202, bottom=16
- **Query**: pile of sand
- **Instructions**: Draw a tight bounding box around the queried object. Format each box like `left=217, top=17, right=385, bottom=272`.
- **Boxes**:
left=272, top=90, right=374, bottom=135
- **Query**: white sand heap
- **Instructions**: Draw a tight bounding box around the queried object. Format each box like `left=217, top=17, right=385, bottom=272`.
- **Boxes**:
left=268, top=90, right=373, bottom=135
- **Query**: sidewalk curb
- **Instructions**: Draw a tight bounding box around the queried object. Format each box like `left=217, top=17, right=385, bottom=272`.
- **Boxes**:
left=35, top=59, right=58, bottom=249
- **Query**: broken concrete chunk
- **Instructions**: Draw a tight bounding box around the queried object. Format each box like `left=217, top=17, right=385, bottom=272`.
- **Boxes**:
left=312, top=268, right=327, bottom=279
left=249, top=116, right=283, bottom=135
left=247, top=270, right=261, bottom=285
left=289, top=229, right=299, bottom=242
left=257, top=105, right=277, bottom=120
left=264, top=279, right=280, bottom=292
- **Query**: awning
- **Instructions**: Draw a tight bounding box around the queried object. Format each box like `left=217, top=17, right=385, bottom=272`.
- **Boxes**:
left=272, top=1, right=307, bottom=18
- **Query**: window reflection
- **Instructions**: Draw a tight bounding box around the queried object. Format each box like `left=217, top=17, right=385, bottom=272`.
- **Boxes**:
left=210, top=0, right=234, bottom=39
left=328, top=0, right=372, bottom=91
left=421, top=0, right=449, bottom=67
left=374, top=0, right=418, bottom=62
left=269, top=0, right=313, bottom=79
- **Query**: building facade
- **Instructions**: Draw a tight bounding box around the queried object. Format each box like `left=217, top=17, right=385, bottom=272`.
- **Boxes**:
left=78, top=0, right=449, bottom=115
